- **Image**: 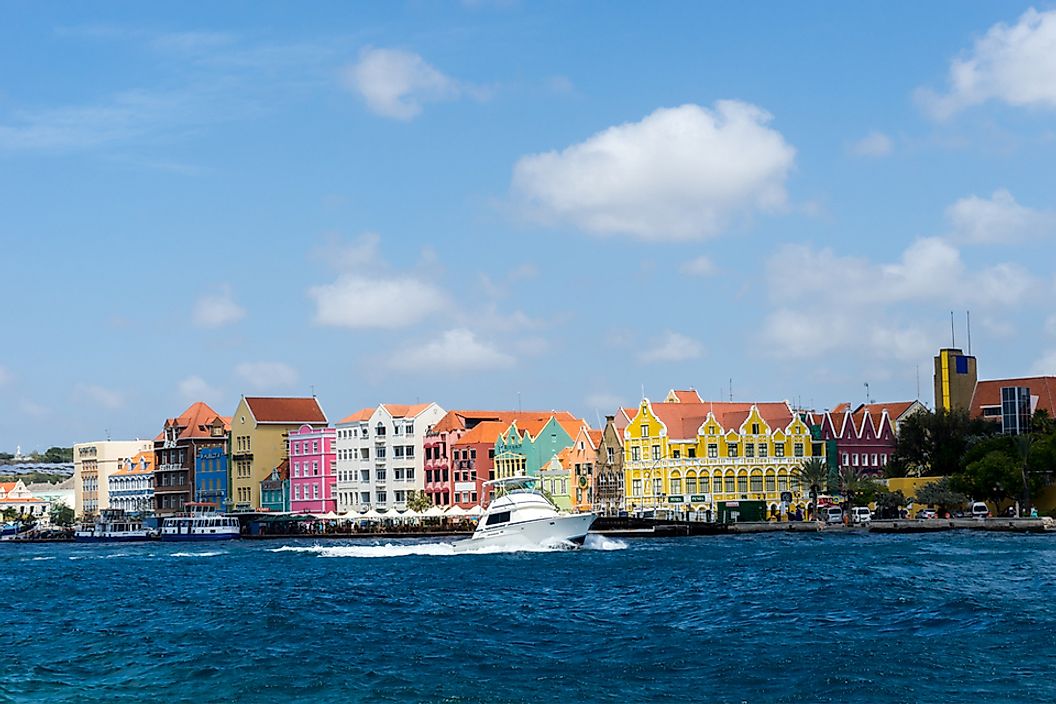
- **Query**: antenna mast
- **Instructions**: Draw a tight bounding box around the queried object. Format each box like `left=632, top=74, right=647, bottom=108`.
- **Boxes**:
left=966, top=310, right=972, bottom=355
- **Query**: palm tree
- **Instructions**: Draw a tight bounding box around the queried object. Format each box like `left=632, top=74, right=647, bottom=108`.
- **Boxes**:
left=798, top=457, right=829, bottom=521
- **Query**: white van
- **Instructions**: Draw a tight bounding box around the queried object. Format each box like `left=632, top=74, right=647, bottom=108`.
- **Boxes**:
left=851, top=506, right=872, bottom=524
left=970, top=501, right=990, bottom=518
left=825, top=506, right=844, bottom=524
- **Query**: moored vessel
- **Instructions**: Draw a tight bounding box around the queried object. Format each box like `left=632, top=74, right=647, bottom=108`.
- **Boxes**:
left=74, top=509, right=156, bottom=542
left=160, top=503, right=240, bottom=541
left=454, top=476, right=595, bottom=551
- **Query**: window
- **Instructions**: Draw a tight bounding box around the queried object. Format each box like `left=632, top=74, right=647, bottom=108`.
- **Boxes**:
left=313, top=461, right=319, bottom=476
left=313, top=484, right=319, bottom=499
left=752, top=423, right=759, bottom=435
left=737, top=475, right=748, bottom=493
left=728, top=443, right=739, bottom=458
left=632, top=479, right=642, bottom=496
left=871, top=453, right=878, bottom=467
left=842, top=453, right=849, bottom=466
left=362, top=448, right=370, bottom=461
left=724, top=475, right=735, bottom=493
left=881, top=454, right=888, bottom=466
left=293, top=463, right=300, bottom=478
left=707, top=444, right=717, bottom=458
left=670, top=478, right=682, bottom=495
left=685, top=476, right=697, bottom=494
left=687, top=447, right=696, bottom=458
left=607, top=447, right=614, bottom=462
left=652, top=478, right=662, bottom=496
left=775, top=444, right=785, bottom=458
left=406, top=446, right=415, bottom=459
left=394, top=446, right=405, bottom=459
left=651, top=445, right=660, bottom=460
left=313, top=440, right=319, bottom=453
left=672, top=449, right=681, bottom=459
left=794, top=443, right=804, bottom=458
left=485, top=510, right=511, bottom=526
left=640, top=424, right=649, bottom=438
left=750, top=474, right=763, bottom=492
left=745, top=443, right=755, bottom=458
left=765, top=475, right=776, bottom=492
left=759, top=444, right=768, bottom=458
left=631, top=446, right=641, bottom=461
left=852, top=454, right=859, bottom=466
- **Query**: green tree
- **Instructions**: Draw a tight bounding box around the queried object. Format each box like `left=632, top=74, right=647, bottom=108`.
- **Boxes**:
left=951, top=451, right=1022, bottom=508
left=873, top=489, right=908, bottom=519
left=49, top=501, right=75, bottom=527
left=798, top=457, right=830, bottom=520
left=912, top=477, right=966, bottom=515
left=40, top=447, right=73, bottom=464
left=405, top=490, right=432, bottom=512
left=890, top=409, right=998, bottom=477
left=1, top=507, right=18, bottom=521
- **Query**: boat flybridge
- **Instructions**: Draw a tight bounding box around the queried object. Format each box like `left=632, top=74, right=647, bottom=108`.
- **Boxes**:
left=454, top=475, right=596, bottom=551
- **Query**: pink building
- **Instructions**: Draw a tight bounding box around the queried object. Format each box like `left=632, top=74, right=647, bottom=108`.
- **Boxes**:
left=289, top=424, right=337, bottom=514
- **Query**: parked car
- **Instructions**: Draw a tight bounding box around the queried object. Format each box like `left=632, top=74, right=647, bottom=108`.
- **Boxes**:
left=917, top=508, right=938, bottom=520
left=851, top=506, right=872, bottom=524
left=824, top=505, right=844, bottom=524
left=970, top=501, right=990, bottom=518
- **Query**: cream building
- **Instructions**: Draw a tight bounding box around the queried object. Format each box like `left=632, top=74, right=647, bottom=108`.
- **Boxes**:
left=73, top=440, right=153, bottom=517
left=335, top=402, right=446, bottom=513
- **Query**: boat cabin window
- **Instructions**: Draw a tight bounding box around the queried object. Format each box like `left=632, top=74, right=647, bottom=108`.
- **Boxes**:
left=485, top=511, right=511, bottom=526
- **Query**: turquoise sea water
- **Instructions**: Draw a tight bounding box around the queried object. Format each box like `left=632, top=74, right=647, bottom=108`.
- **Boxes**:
left=4, top=532, right=1056, bottom=703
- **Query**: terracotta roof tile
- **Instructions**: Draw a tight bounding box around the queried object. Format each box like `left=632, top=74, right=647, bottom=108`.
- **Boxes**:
left=453, top=420, right=511, bottom=446
left=970, top=377, right=1056, bottom=418
left=383, top=403, right=433, bottom=418
left=338, top=408, right=374, bottom=424
left=669, top=389, right=703, bottom=403
left=246, top=397, right=327, bottom=424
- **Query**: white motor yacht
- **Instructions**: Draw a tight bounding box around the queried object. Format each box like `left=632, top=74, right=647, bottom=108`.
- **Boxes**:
left=454, top=476, right=595, bottom=551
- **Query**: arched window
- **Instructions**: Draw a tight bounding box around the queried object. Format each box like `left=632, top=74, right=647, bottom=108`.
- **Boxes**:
left=765, top=469, right=776, bottom=493
left=685, top=471, right=697, bottom=494
left=750, top=470, right=763, bottom=492
left=737, top=470, right=749, bottom=493
left=723, top=471, right=735, bottom=494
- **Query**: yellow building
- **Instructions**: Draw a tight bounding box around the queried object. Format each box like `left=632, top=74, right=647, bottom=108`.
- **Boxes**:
left=73, top=439, right=154, bottom=518
left=621, top=398, right=818, bottom=516
left=230, top=396, right=327, bottom=510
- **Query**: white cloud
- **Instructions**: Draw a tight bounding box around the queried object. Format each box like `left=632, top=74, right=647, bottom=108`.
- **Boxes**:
left=192, top=286, right=246, bottom=328
left=308, top=232, right=450, bottom=329
left=918, top=8, right=1056, bottom=119
left=945, top=189, right=1054, bottom=244
left=639, top=331, right=705, bottom=363
left=344, top=47, right=460, bottom=120
left=235, top=362, right=298, bottom=390
left=585, top=393, right=625, bottom=412
left=769, top=237, right=1034, bottom=309
left=849, top=131, right=893, bottom=157
left=178, top=375, right=223, bottom=406
left=1032, top=349, right=1056, bottom=375
left=387, top=328, right=514, bottom=373
left=74, top=383, right=125, bottom=410
left=309, top=275, right=447, bottom=328
left=511, top=101, right=795, bottom=241
left=680, top=256, right=716, bottom=277
left=762, top=235, right=1040, bottom=361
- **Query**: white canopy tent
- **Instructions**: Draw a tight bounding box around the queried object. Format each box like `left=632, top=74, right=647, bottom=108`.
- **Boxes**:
left=423, top=505, right=446, bottom=518
left=445, top=505, right=467, bottom=517
left=464, top=505, right=483, bottom=516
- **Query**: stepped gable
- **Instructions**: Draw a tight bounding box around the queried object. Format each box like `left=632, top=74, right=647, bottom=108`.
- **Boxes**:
left=245, top=396, right=327, bottom=424
left=970, top=376, right=1056, bottom=418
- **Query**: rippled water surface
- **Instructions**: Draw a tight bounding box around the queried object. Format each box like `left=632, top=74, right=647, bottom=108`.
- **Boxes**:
left=4, top=532, right=1056, bottom=703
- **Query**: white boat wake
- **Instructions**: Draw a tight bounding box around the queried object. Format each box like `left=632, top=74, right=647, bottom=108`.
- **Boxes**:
left=270, top=535, right=627, bottom=558
left=170, top=551, right=225, bottom=558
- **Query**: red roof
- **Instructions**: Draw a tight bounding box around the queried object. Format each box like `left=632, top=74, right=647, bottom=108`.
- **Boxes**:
left=454, top=420, right=511, bottom=446
left=632, top=400, right=795, bottom=439
left=970, top=377, right=1056, bottom=418
left=246, top=397, right=327, bottom=424
left=382, top=403, right=433, bottom=418
left=855, top=401, right=918, bottom=421
left=431, top=409, right=572, bottom=434
left=156, top=402, right=229, bottom=442
left=668, top=389, right=703, bottom=403
left=338, top=407, right=374, bottom=424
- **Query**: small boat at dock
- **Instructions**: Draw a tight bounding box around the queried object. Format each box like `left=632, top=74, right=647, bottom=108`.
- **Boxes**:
left=74, top=509, right=156, bottom=542
left=160, top=503, right=240, bottom=541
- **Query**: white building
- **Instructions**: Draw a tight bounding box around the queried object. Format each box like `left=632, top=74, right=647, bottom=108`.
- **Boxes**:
left=0, top=479, right=49, bottom=517
left=335, top=402, right=445, bottom=513
left=73, top=440, right=153, bottom=517
left=25, top=476, right=76, bottom=514
left=107, top=451, right=155, bottom=514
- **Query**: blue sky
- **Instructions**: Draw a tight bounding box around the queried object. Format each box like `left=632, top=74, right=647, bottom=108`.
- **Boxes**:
left=2, top=1, right=1055, bottom=450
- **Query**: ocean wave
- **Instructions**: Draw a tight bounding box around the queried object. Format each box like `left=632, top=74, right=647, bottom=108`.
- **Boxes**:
left=583, top=534, right=628, bottom=551
left=270, top=540, right=589, bottom=558
left=28, top=556, right=56, bottom=561
left=170, top=551, right=224, bottom=558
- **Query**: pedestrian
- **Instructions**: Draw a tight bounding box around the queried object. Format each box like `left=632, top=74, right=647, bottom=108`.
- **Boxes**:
left=1030, top=506, right=1039, bottom=518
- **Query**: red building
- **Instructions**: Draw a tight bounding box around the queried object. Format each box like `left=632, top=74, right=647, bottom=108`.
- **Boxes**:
left=811, top=401, right=925, bottom=477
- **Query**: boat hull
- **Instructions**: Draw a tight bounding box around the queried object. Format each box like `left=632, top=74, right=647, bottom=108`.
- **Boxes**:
left=160, top=530, right=239, bottom=542
left=454, top=512, right=595, bottom=552
left=74, top=533, right=153, bottom=543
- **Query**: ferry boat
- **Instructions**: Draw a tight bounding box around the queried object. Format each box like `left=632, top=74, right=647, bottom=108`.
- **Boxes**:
left=74, top=509, right=156, bottom=542
left=160, top=503, right=240, bottom=542
left=1, top=522, right=22, bottom=540
left=453, top=476, right=595, bottom=552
